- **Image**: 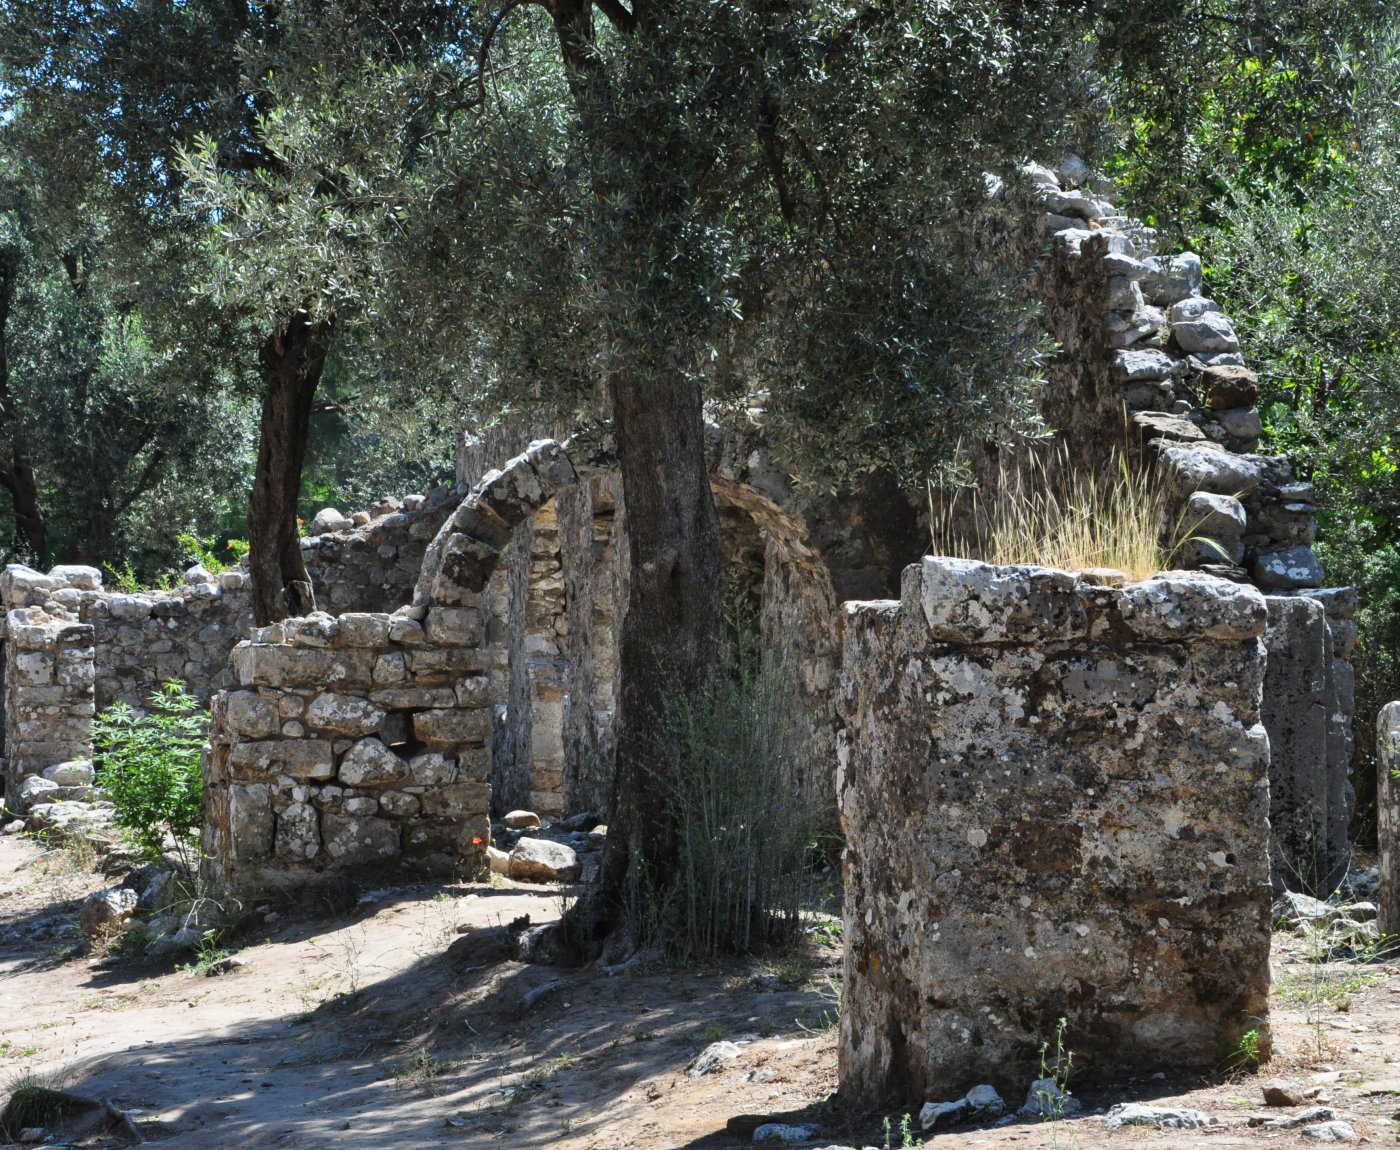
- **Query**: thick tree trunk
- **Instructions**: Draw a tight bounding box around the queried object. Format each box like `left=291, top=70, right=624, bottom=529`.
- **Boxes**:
left=597, top=360, right=725, bottom=928
left=248, top=310, right=332, bottom=625
left=0, top=248, right=48, bottom=562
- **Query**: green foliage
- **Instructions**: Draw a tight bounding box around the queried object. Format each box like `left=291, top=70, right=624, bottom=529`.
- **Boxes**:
left=177, top=533, right=249, bottom=577
left=92, top=681, right=208, bottom=868
left=1198, top=22, right=1400, bottom=835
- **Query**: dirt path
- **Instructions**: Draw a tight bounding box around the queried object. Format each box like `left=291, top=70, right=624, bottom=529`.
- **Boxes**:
left=1, top=832, right=1398, bottom=1148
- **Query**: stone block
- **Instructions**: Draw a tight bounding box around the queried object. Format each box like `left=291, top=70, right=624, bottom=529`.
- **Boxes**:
left=275, top=801, right=320, bottom=861
left=1254, top=546, right=1324, bottom=592
left=336, top=613, right=392, bottom=648
left=1205, top=365, right=1260, bottom=410
left=915, top=557, right=1084, bottom=644
left=837, top=561, right=1271, bottom=1103
left=1172, top=310, right=1239, bottom=354
left=228, top=739, right=336, bottom=781
left=425, top=607, right=484, bottom=645
left=230, top=783, right=275, bottom=860
left=49, top=565, right=102, bottom=591
left=338, top=738, right=410, bottom=787
left=508, top=837, right=580, bottom=883
left=367, top=687, right=458, bottom=709
left=305, top=692, right=387, bottom=738
left=14, top=651, right=54, bottom=685
left=419, top=781, right=491, bottom=817
left=222, top=691, right=282, bottom=738
left=435, top=534, right=501, bottom=598
left=413, top=708, right=493, bottom=747
left=231, top=644, right=376, bottom=690
left=408, top=752, right=458, bottom=786
left=477, top=456, right=545, bottom=526
left=1159, top=446, right=1262, bottom=498
left=321, top=814, right=400, bottom=864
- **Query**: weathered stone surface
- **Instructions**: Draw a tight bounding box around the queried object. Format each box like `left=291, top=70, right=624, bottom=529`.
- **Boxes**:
left=41, top=759, right=94, bottom=787
left=14, top=775, right=60, bottom=813
left=425, top=607, right=483, bottom=645
left=504, top=809, right=542, bottom=830
left=1133, top=411, right=1207, bottom=443
left=1140, top=252, right=1203, bottom=305
left=310, top=507, right=355, bottom=534
left=304, top=692, right=387, bottom=737
left=1377, top=703, right=1400, bottom=936
left=915, top=557, right=1083, bottom=644
left=222, top=691, right=282, bottom=738
left=229, top=739, right=336, bottom=781
left=1112, top=348, right=1175, bottom=383
left=1254, top=546, right=1324, bottom=591
left=413, top=708, right=492, bottom=746
left=321, top=813, right=400, bottom=863
left=80, top=887, right=138, bottom=937
left=1215, top=407, right=1262, bottom=442
left=1160, top=446, right=1262, bottom=497
left=508, top=837, right=580, bottom=883
left=1204, top=364, right=1260, bottom=410
left=275, top=802, right=320, bottom=861
left=1105, top=1104, right=1216, bottom=1131
left=837, top=559, right=1271, bottom=1103
left=1173, top=311, right=1240, bottom=354
left=408, top=752, right=457, bottom=786
left=1182, top=492, right=1247, bottom=541
left=1264, top=597, right=1351, bottom=895
left=338, top=738, right=410, bottom=787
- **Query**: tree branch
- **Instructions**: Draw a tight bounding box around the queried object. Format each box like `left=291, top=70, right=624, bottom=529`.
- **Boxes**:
left=594, top=0, right=635, bottom=35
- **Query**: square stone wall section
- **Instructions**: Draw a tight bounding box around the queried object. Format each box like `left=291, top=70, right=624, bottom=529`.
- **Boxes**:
left=837, top=556, right=1273, bottom=1105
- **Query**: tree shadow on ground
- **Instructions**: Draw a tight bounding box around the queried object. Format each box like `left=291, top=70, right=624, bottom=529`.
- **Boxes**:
left=40, top=885, right=844, bottom=1149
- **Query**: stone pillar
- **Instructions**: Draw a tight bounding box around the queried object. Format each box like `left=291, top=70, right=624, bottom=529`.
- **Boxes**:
left=837, top=558, right=1273, bottom=1104
left=1262, top=596, right=1336, bottom=894
left=1378, top=703, right=1400, bottom=936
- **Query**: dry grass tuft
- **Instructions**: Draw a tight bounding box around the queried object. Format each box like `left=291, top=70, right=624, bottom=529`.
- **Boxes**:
left=929, top=444, right=1211, bottom=581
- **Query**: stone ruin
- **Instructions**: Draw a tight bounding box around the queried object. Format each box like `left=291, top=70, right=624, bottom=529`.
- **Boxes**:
left=0, top=156, right=1371, bottom=1102
left=839, top=559, right=1273, bottom=1097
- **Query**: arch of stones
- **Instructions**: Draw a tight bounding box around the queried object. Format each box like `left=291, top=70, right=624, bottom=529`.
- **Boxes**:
left=0, top=160, right=1375, bottom=1100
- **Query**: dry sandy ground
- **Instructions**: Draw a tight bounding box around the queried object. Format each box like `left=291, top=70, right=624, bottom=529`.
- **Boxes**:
left=1, top=831, right=1399, bottom=1149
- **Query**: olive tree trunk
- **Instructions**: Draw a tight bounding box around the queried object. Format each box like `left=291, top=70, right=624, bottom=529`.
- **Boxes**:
left=248, top=310, right=332, bottom=625
left=0, top=242, right=48, bottom=562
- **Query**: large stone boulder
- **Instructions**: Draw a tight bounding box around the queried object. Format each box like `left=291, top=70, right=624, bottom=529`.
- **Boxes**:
left=508, top=838, right=580, bottom=883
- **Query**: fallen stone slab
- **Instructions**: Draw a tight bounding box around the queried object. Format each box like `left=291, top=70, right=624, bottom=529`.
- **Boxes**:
left=1303, top=1121, right=1357, bottom=1142
left=1104, top=1104, right=1216, bottom=1130
left=752, top=1123, right=821, bottom=1144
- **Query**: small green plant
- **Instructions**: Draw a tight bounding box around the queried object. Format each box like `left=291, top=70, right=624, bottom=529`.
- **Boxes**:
left=1222, top=1027, right=1264, bottom=1073
left=177, top=532, right=248, bottom=575
left=181, top=930, right=232, bottom=976
left=103, top=561, right=143, bottom=593
left=92, top=680, right=208, bottom=870
left=1033, top=1017, right=1076, bottom=1149
left=882, top=1113, right=922, bottom=1149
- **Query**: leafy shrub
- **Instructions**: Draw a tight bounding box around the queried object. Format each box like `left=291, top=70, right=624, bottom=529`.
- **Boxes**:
left=93, top=681, right=207, bottom=868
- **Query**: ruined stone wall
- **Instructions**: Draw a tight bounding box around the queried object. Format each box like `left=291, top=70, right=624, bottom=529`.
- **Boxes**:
left=943, top=159, right=1358, bottom=893
left=203, top=442, right=579, bottom=892
left=300, top=486, right=463, bottom=616
left=837, top=556, right=1273, bottom=1103
left=0, top=564, right=253, bottom=798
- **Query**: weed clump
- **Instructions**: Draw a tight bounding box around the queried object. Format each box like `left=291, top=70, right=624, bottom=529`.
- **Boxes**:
left=929, top=443, right=1221, bottom=580
left=645, top=657, right=825, bottom=959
